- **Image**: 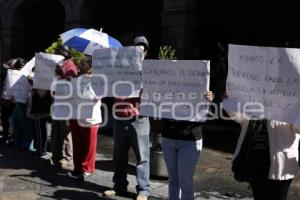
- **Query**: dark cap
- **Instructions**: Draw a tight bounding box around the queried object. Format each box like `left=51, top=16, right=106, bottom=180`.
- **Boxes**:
left=13, top=58, right=26, bottom=70
left=55, top=45, right=71, bottom=58
left=134, top=36, right=149, bottom=50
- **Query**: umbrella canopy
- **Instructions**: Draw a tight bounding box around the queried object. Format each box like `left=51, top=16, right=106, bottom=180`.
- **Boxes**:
left=60, top=28, right=123, bottom=55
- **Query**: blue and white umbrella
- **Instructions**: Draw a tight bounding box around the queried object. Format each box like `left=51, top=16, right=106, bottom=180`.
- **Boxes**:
left=60, top=28, right=123, bottom=55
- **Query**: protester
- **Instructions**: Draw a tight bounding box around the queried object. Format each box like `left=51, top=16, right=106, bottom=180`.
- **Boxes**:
left=51, top=45, right=77, bottom=168
left=104, top=36, right=150, bottom=200
left=161, top=91, right=214, bottom=200
left=0, top=59, right=17, bottom=145
left=224, top=95, right=300, bottom=200
left=25, top=62, right=50, bottom=158
left=10, top=58, right=34, bottom=151
left=69, top=56, right=101, bottom=181
left=27, top=88, right=52, bottom=158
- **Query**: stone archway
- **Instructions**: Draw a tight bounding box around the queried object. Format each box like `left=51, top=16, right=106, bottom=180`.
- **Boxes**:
left=80, top=0, right=163, bottom=59
left=0, top=1, right=4, bottom=26
left=11, top=0, right=65, bottom=59
left=0, top=1, right=4, bottom=64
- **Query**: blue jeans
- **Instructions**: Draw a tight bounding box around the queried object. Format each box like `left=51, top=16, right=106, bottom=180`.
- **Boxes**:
left=162, top=137, right=202, bottom=200
left=113, top=116, right=150, bottom=196
left=12, top=103, right=34, bottom=150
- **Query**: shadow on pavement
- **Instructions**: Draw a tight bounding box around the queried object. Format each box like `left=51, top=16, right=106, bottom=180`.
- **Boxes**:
left=40, top=190, right=107, bottom=200
left=0, top=145, right=139, bottom=199
left=95, top=160, right=136, bottom=176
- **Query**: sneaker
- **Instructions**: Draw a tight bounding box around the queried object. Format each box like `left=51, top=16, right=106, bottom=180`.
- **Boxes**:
left=136, top=194, right=148, bottom=200
left=103, top=189, right=116, bottom=196
left=40, top=153, right=49, bottom=159
left=60, top=160, right=73, bottom=167
left=51, top=159, right=73, bottom=169
left=80, top=172, right=92, bottom=181
left=103, top=189, right=127, bottom=197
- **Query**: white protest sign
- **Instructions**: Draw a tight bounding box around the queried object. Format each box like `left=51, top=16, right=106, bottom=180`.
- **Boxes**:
left=140, top=60, right=210, bottom=121
left=6, top=69, right=31, bottom=104
left=92, top=46, right=144, bottom=97
left=51, top=75, right=101, bottom=120
left=33, top=53, right=64, bottom=90
left=225, top=44, right=300, bottom=124
left=20, top=57, right=35, bottom=76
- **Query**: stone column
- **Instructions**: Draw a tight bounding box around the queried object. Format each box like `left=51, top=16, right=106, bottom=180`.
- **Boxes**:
left=1, top=27, right=15, bottom=63
left=1, top=26, right=30, bottom=61
left=161, top=0, right=197, bottom=59
left=64, top=18, right=81, bottom=30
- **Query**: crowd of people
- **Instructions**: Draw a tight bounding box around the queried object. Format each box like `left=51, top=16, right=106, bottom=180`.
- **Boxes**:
left=0, top=35, right=299, bottom=200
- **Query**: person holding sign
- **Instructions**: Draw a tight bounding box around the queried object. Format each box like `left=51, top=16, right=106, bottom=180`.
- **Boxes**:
left=161, top=91, right=214, bottom=200
left=0, top=59, right=17, bottom=145
left=69, top=56, right=101, bottom=181
left=224, top=93, right=300, bottom=200
left=9, top=58, right=35, bottom=151
left=51, top=45, right=78, bottom=168
left=28, top=88, right=52, bottom=158
left=104, top=36, right=150, bottom=200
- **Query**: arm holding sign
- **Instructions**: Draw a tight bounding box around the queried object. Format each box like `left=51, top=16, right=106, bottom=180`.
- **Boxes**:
left=204, top=91, right=214, bottom=102
left=222, top=91, right=249, bottom=125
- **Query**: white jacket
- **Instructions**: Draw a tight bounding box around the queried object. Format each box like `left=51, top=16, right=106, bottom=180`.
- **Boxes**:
left=75, top=74, right=102, bottom=127
left=233, top=118, right=300, bottom=180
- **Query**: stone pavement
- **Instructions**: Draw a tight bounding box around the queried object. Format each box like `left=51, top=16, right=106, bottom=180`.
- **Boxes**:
left=0, top=132, right=300, bottom=200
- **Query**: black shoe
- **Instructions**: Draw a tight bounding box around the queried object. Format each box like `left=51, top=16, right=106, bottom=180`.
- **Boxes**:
left=67, top=170, right=82, bottom=178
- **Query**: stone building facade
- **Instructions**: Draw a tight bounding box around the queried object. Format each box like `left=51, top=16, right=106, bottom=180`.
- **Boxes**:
left=1, top=1, right=300, bottom=66
left=0, top=0, right=201, bottom=64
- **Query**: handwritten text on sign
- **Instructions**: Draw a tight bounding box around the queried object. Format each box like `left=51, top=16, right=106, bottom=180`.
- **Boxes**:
left=225, top=44, right=300, bottom=124
left=33, top=53, right=64, bottom=90
left=6, top=69, right=31, bottom=104
left=92, top=47, right=144, bottom=97
left=140, top=60, right=210, bottom=121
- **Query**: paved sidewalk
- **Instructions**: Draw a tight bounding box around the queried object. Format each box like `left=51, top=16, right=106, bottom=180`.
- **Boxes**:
left=0, top=145, right=167, bottom=200
left=0, top=132, right=299, bottom=200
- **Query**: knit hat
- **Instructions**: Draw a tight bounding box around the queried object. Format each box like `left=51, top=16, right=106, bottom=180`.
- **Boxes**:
left=134, top=36, right=149, bottom=51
